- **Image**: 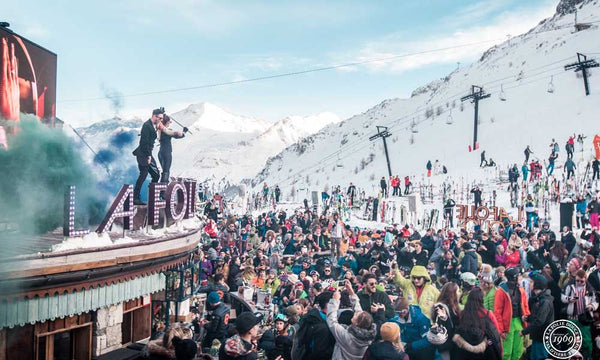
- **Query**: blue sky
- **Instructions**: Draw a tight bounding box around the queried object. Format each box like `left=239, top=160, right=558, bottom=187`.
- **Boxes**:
left=5, top=0, right=557, bottom=127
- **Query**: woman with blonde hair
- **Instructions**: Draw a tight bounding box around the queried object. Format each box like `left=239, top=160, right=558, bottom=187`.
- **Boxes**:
left=143, top=323, right=194, bottom=359
left=363, top=322, right=408, bottom=360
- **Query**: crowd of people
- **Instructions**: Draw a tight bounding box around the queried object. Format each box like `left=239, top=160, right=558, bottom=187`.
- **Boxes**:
left=143, top=200, right=600, bottom=360
left=140, top=131, right=600, bottom=360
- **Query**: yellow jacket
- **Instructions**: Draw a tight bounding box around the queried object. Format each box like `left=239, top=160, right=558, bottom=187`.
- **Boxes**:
left=393, top=265, right=439, bottom=319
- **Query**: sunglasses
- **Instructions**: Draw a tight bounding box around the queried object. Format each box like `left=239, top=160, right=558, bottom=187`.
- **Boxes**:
left=576, top=279, right=585, bottom=283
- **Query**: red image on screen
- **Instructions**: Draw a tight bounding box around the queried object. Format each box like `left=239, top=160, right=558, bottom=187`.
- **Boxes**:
left=0, top=27, right=57, bottom=147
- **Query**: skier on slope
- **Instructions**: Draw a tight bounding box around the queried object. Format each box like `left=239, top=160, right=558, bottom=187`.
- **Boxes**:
left=524, top=145, right=533, bottom=162
left=480, top=150, right=487, bottom=167
left=565, top=158, right=576, bottom=180
left=347, top=182, right=357, bottom=206
left=404, top=176, right=411, bottom=195
left=426, top=160, right=432, bottom=177
left=380, top=177, right=388, bottom=197
left=566, top=134, right=575, bottom=159
left=521, top=162, right=529, bottom=182
left=547, top=152, right=558, bottom=176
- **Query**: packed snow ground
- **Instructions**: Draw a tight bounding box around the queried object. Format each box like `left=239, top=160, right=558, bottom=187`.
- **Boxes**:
left=248, top=0, right=600, bottom=199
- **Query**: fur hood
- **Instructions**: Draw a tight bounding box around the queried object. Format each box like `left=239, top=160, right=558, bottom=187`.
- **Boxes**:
left=143, top=339, right=175, bottom=359
left=452, top=333, right=486, bottom=354
left=348, top=323, right=377, bottom=344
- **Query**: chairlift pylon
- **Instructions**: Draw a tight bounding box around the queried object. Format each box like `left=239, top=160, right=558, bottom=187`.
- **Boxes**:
left=499, top=84, right=507, bottom=101
left=547, top=75, right=555, bottom=94
left=446, top=109, right=453, bottom=125
left=336, top=147, right=344, bottom=167
left=411, top=119, right=418, bottom=133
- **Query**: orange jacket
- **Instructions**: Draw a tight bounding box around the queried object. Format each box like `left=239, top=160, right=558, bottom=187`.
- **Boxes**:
left=493, top=282, right=530, bottom=334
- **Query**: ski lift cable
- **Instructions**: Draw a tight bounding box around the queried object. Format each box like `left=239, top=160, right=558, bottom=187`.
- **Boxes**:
left=60, top=38, right=510, bottom=103
left=66, top=124, right=112, bottom=177
left=58, top=18, right=600, bottom=105
left=274, top=68, right=585, bottom=187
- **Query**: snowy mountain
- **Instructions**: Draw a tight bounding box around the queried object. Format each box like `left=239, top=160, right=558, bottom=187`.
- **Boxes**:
left=170, top=110, right=342, bottom=181
left=73, top=103, right=342, bottom=184
left=249, top=0, right=600, bottom=197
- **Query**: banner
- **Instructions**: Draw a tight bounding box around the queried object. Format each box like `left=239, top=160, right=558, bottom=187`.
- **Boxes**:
left=594, top=135, right=600, bottom=159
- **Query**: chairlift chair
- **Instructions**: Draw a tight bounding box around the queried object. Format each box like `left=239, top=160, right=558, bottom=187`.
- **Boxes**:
left=499, top=84, right=507, bottom=101
left=446, top=109, right=453, bottom=125
left=547, top=75, right=555, bottom=94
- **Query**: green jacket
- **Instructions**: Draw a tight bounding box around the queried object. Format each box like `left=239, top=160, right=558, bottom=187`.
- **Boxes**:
left=262, top=278, right=280, bottom=295
left=483, top=287, right=496, bottom=311
left=393, top=265, right=439, bottom=320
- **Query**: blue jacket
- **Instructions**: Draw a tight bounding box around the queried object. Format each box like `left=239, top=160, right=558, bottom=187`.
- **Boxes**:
left=391, top=305, right=432, bottom=351
left=577, top=200, right=588, bottom=214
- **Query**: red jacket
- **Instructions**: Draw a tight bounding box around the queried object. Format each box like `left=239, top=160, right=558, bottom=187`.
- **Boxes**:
left=405, top=177, right=410, bottom=186
left=494, top=283, right=530, bottom=334
left=505, top=251, right=521, bottom=268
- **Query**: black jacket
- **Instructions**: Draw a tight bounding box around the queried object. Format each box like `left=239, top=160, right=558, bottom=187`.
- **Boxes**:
left=291, top=308, right=334, bottom=360
left=364, top=341, right=408, bottom=360
left=522, top=289, right=554, bottom=342
left=133, top=119, right=157, bottom=158
left=158, top=128, right=184, bottom=154
left=358, top=289, right=395, bottom=319
left=204, top=302, right=230, bottom=343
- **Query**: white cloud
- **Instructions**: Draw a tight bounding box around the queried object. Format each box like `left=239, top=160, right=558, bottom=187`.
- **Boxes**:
left=21, top=25, right=49, bottom=39
left=336, top=1, right=557, bottom=74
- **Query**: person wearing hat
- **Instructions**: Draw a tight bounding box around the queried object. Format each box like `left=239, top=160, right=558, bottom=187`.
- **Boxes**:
left=262, top=269, right=280, bottom=295
left=457, top=241, right=480, bottom=275
left=364, top=322, right=408, bottom=360
left=391, top=297, right=434, bottom=360
left=521, top=275, right=554, bottom=360
left=459, top=272, right=478, bottom=305
left=201, top=291, right=231, bottom=349
left=494, top=267, right=530, bottom=360
left=479, top=269, right=497, bottom=312
left=219, top=312, right=261, bottom=360
left=393, top=265, right=440, bottom=319
left=367, top=234, right=390, bottom=261
left=259, top=313, right=292, bottom=358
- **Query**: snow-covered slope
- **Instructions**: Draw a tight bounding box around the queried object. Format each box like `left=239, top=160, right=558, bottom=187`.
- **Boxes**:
left=74, top=103, right=342, bottom=183
left=249, top=0, right=600, bottom=196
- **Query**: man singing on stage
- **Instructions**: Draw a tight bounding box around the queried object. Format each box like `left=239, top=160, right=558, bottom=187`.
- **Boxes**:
left=132, top=107, right=164, bottom=205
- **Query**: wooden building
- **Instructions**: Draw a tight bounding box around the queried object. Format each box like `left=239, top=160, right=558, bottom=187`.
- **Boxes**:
left=0, top=227, right=200, bottom=359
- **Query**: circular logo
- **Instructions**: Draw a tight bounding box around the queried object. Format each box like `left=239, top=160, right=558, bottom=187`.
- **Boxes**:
left=543, top=319, right=582, bottom=359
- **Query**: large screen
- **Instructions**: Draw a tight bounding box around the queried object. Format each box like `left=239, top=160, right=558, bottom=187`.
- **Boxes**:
left=0, top=26, right=57, bottom=148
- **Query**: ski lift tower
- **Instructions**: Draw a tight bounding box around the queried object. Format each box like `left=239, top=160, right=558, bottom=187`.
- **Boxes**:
left=369, top=125, right=393, bottom=177
left=565, top=53, right=599, bottom=96
left=461, top=85, right=491, bottom=151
